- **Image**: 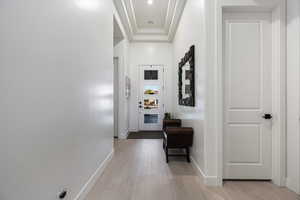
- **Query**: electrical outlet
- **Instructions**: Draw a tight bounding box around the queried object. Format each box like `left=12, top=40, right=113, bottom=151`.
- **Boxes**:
left=58, top=189, right=67, bottom=199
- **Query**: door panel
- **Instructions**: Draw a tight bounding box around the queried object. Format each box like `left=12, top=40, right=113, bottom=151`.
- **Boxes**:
left=228, top=124, right=261, bottom=163
left=139, top=65, right=164, bottom=131
left=223, top=12, right=272, bottom=179
left=228, top=22, right=262, bottom=109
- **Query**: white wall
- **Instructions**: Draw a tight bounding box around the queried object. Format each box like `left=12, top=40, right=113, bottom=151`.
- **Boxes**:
left=114, top=39, right=130, bottom=138
left=113, top=4, right=130, bottom=139
left=287, top=0, right=300, bottom=194
left=129, top=42, right=173, bottom=131
left=0, top=1, right=114, bottom=199
left=172, top=0, right=207, bottom=178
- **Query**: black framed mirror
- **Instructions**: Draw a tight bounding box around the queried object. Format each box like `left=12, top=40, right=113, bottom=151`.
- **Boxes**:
left=178, top=45, right=195, bottom=107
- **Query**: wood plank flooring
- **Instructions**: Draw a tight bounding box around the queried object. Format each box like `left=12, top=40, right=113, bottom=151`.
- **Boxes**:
left=86, top=139, right=299, bottom=200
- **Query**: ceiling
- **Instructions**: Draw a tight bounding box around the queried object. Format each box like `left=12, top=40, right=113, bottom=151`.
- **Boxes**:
left=114, top=17, right=124, bottom=46
left=113, top=0, right=187, bottom=42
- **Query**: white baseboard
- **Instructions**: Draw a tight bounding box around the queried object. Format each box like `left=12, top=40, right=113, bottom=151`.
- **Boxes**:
left=190, top=156, right=220, bottom=186
left=286, top=177, right=300, bottom=194
left=119, top=130, right=129, bottom=139
left=74, top=150, right=114, bottom=200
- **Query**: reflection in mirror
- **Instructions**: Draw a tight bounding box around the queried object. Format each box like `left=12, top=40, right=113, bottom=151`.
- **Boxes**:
left=144, top=99, right=159, bottom=109
left=144, top=85, right=160, bottom=95
left=182, top=64, right=191, bottom=99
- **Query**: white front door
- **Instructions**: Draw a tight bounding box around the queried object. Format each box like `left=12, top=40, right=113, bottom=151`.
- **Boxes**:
left=223, top=12, right=272, bottom=179
left=138, top=65, right=164, bottom=131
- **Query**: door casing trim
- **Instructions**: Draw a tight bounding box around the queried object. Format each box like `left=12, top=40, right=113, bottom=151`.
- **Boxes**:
left=215, top=1, right=286, bottom=186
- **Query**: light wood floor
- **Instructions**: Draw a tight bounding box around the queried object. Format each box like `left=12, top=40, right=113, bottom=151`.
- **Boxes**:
left=86, top=139, right=299, bottom=200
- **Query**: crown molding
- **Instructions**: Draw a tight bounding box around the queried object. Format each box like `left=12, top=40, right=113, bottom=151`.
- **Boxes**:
left=113, top=0, right=187, bottom=42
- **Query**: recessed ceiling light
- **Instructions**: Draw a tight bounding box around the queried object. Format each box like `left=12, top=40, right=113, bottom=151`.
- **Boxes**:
left=147, top=0, right=153, bottom=5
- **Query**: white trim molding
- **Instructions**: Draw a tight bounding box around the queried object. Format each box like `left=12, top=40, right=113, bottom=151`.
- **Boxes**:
left=191, top=156, right=219, bottom=186
left=113, top=0, right=187, bottom=42
left=119, top=130, right=129, bottom=139
left=74, top=150, right=114, bottom=200
left=286, top=177, right=300, bottom=194
left=270, top=1, right=287, bottom=186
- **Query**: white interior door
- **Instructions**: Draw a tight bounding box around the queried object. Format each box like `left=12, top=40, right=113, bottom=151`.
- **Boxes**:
left=223, top=12, right=273, bottom=179
left=138, top=65, right=164, bottom=131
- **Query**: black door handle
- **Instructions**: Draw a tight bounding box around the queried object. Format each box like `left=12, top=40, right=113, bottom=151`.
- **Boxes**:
left=139, top=105, right=143, bottom=108
left=262, top=113, right=272, bottom=120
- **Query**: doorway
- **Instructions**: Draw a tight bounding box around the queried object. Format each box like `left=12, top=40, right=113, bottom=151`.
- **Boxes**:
left=113, top=57, right=119, bottom=138
left=138, top=65, right=164, bottom=131
left=218, top=1, right=287, bottom=186
left=223, top=12, right=273, bottom=179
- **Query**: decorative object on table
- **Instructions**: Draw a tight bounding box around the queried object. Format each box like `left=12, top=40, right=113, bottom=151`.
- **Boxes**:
left=178, top=45, right=195, bottom=106
left=164, top=112, right=172, bottom=120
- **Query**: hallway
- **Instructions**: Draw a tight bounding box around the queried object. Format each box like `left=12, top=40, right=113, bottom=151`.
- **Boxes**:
left=1, top=0, right=300, bottom=199
left=86, top=139, right=299, bottom=200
